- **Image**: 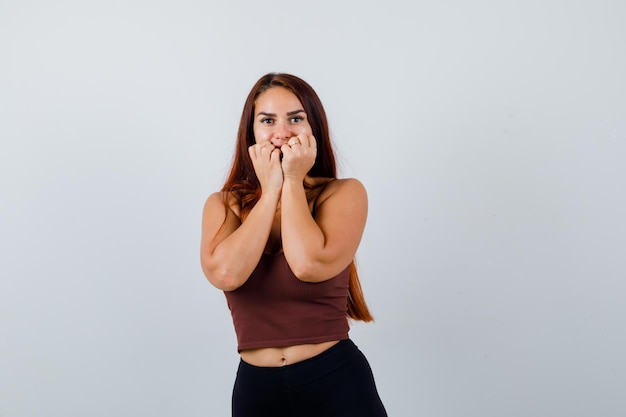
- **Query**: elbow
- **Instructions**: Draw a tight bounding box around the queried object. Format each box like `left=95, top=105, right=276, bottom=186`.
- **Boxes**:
left=290, top=260, right=322, bottom=283
left=288, top=254, right=351, bottom=283
left=206, top=270, right=242, bottom=292
left=219, top=271, right=246, bottom=291
left=217, top=279, right=241, bottom=292
left=201, top=260, right=243, bottom=291
left=209, top=276, right=241, bottom=291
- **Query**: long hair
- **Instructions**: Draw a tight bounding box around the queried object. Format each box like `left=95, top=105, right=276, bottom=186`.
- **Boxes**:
left=221, top=73, right=373, bottom=322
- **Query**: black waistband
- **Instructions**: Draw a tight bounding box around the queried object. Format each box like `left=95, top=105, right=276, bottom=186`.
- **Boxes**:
left=236, top=339, right=359, bottom=387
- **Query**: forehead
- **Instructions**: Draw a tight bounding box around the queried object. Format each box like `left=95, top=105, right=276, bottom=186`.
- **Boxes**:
left=255, top=87, right=303, bottom=111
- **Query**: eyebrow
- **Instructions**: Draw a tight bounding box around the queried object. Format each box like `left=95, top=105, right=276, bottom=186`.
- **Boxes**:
left=256, top=109, right=306, bottom=117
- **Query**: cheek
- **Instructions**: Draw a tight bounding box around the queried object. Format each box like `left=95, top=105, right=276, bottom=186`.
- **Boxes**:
left=252, top=127, right=267, bottom=143
left=299, top=122, right=313, bottom=135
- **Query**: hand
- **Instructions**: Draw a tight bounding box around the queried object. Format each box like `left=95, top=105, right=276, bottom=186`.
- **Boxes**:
left=281, top=134, right=317, bottom=181
left=249, top=143, right=283, bottom=194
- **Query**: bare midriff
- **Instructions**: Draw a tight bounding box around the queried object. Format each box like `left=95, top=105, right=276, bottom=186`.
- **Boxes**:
left=240, top=340, right=340, bottom=367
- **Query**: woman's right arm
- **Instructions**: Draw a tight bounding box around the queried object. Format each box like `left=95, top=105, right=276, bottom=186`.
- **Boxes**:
left=200, top=191, right=279, bottom=291
left=200, top=143, right=283, bottom=291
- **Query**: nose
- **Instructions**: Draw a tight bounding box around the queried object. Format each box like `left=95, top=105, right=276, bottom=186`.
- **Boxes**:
left=271, top=121, right=292, bottom=144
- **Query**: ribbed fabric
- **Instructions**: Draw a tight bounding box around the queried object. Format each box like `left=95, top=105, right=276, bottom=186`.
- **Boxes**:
left=224, top=252, right=350, bottom=351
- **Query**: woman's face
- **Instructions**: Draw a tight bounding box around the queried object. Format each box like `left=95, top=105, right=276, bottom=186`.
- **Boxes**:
left=253, top=87, right=313, bottom=148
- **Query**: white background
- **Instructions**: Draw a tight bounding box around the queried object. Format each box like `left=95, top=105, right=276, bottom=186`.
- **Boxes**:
left=1, top=1, right=625, bottom=416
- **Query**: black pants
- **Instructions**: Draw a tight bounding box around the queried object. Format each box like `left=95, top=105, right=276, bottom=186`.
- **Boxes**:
left=232, top=339, right=388, bottom=417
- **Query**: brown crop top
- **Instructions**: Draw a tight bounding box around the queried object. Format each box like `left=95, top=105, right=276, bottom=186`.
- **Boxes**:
left=223, top=252, right=350, bottom=351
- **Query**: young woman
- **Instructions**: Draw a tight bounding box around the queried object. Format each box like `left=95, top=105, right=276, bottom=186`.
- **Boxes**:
left=201, top=73, right=387, bottom=417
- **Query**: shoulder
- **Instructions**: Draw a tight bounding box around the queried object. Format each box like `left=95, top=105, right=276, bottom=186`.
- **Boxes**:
left=203, top=191, right=241, bottom=218
left=323, top=177, right=366, bottom=194
left=314, top=178, right=367, bottom=209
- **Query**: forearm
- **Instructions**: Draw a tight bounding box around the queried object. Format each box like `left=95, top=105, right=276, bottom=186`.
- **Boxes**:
left=280, top=178, right=326, bottom=279
left=207, top=193, right=279, bottom=290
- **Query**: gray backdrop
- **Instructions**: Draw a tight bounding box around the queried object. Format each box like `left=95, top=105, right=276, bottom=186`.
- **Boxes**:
left=1, top=0, right=625, bottom=416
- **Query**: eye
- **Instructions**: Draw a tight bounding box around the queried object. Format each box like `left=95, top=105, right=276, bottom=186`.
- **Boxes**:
left=260, top=118, right=274, bottom=125
left=290, top=116, right=304, bottom=123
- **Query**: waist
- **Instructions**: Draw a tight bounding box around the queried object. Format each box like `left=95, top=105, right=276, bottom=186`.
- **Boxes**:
left=237, top=339, right=359, bottom=385
left=240, top=339, right=343, bottom=367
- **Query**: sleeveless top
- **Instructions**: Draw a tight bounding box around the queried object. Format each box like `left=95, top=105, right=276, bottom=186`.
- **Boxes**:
left=224, top=252, right=350, bottom=351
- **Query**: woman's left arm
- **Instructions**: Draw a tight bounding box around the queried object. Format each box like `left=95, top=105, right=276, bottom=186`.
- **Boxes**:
left=280, top=135, right=367, bottom=282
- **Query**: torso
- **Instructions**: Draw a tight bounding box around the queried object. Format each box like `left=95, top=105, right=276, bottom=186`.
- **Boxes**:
left=234, top=176, right=340, bottom=367
left=240, top=340, right=340, bottom=367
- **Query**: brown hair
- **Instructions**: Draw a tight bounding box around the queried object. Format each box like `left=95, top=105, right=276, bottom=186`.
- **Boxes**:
left=221, top=72, right=373, bottom=322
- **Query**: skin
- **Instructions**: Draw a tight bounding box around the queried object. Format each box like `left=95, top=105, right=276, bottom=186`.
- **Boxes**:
left=200, top=87, right=368, bottom=366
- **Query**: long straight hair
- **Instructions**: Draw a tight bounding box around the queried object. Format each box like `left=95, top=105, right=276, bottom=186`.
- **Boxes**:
left=220, top=73, right=373, bottom=322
